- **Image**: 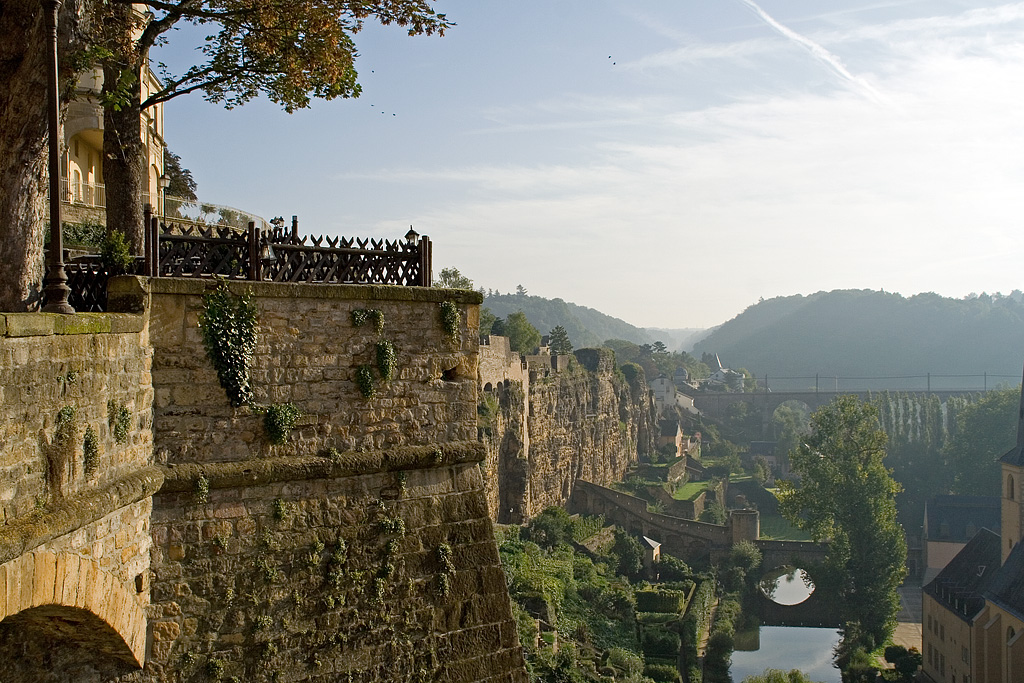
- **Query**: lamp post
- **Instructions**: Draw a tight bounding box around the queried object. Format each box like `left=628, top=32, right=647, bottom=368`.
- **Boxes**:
left=158, top=172, right=170, bottom=224
left=41, top=0, right=74, bottom=314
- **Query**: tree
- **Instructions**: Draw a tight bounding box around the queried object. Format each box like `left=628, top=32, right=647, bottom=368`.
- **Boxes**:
left=479, top=307, right=497, bottom=336
left=437, top=267, right=475, bottom=290
left=943, top=386, right=1019, bottom=496
left=548, top=325, right=573, bottom=355
left=0, top=0, right=90, bottom=309
left=741, top=670, right=821, bottom=683
left=652, top=340, right=668, bottom=355
left=504, top=311, right=541, bottom=354
left=778, top=396, right=906, bottom=651
left=164, top=148, right=197, bottom=202
left=2, top=0, right=453, bottom=297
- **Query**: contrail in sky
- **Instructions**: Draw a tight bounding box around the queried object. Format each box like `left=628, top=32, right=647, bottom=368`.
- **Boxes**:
left=736, top=0, right=888, bottom=105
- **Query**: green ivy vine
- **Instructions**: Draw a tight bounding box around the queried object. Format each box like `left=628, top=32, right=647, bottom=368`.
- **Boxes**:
left=351, top=308, right=385, bottom=334
left=376, top=340, right=397, bottom=381
left=263, top=403, right=301, bottom=445
left=199, top=284, right=258, bottom=407
left=82, top=425, right=99, bottom=476
left=356, top=365, right=377, bottom=398
left=439, top=301, right=459, bottom=343
left=107, top=400, right=131, bottom=444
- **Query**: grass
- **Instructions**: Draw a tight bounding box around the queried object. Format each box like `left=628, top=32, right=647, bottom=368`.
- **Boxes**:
left=673, top=481, right=709, bottom=501
left=758, top=514, right=813, bottom=541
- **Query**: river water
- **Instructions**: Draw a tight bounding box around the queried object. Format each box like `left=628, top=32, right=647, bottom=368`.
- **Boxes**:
left=730, top=626, right=841, bottom=683
left=728, top=568, right=841, bottom=682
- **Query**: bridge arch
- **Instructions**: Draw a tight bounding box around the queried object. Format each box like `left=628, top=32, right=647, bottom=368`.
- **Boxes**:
left=0, top=551, right=146, bottom=670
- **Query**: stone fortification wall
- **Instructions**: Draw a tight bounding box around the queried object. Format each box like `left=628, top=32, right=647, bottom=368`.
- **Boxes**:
left=0, top=311, right=158, bottom=678
left=0, top=312, right=153, bottom=521
left=478, top=342, right=655, bottom=522
left=147, top=444, right=523, bottom=683
left=136, top=278, right=480, bottom=462
left=120, top=277, right=526, bottom=682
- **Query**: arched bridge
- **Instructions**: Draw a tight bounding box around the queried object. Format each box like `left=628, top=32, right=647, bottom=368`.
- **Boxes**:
left=693, top=389, right=980, bottom=425
left=569, top=481, right=828, bottom=569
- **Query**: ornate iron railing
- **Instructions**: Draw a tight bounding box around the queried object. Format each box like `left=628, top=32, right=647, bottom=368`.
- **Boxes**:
left=55, top=209, right=432, bottom=311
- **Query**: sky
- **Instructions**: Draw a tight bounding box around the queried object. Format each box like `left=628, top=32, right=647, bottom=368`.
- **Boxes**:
left=158, top=0, right=1024, bottom=330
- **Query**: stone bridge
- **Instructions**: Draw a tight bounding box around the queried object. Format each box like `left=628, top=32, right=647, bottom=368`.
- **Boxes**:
left=569, top=481, right=828, bottom=568
left=693, top=389, right=979, bottom=427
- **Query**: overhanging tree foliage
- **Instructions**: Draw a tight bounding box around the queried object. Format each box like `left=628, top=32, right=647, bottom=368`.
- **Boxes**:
left=0, top=0, right=453, bottom=311
left=94, top=0, right=452, bottom=251
left=778, top=396, right=906, bottom=652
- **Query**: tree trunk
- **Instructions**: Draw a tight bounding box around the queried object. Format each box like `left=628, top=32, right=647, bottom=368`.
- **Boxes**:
left=0, top=0, right=86, bottom=311
left=102, top=60, right=146, bottom=254
left=0, top=0, right=51, bottom=311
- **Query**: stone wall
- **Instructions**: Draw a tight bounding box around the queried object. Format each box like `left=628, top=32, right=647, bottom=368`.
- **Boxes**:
left=0, top=279, right=528, bottom=682
left=147, top=445, right=523, bottom=683
left=138, top=278, right=480, bottom=463
left=0, top=312, right=153, bottom=522
left=130, top=277, right=527, bottom=682
left=478, top=341, right=655, bottom=523
left=0, top=311, right=158, bottom=679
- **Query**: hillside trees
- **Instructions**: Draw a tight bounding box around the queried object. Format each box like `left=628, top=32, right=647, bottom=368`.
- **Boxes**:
left=778, top=396, right=906, bottom=652
left=505, top=312, right=541, bottom=354
left=0, top=0, right=452, bottom=309
left=943, top=386, right=1020, bottom=495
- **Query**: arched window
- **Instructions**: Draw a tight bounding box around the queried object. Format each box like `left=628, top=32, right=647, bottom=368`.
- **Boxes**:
left=1009, top=474, right=1016, bottom=500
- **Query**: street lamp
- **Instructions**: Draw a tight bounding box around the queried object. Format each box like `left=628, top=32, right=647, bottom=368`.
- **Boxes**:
left=41, top=0, right=73, bottom=314
left=158, top=172, right=170, bottom=224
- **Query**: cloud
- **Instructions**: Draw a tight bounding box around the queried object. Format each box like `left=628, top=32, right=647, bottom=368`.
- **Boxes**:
left=733, top=0, right=889, bottom=104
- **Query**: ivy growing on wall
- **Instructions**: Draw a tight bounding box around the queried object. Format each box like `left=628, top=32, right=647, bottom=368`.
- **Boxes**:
left=351, top=308, right=385, bottom=334
left=376, top=341, right=397, bottom=381
left=439, top=301, right=459, bottom=343
left=263, top=403, right=301, bottom=445
left=199, top=284, right=258, bottom=407
left=107, top=400, right=131, bottom=444
left=82, top=426, right=99, bottom=476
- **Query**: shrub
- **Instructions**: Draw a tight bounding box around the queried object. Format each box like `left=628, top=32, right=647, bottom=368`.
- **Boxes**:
left=644, top=662, right=682, bottom=683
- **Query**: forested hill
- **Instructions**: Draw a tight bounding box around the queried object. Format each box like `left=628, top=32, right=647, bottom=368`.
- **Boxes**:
left=483, top=293, right=654, bottom=348
left=691, top=289, right=1024, bottom=390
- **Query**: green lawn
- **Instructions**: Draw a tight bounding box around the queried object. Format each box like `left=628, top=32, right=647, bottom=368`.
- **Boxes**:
left=673, top=481, right=709, bottom=501
left=758, top=514, right=812, bottom=541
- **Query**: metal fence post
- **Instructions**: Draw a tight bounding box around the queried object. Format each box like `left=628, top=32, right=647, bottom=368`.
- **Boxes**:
left=419, top=236, right=432, bottom=287
left=248, top=221, right=260, bottom=280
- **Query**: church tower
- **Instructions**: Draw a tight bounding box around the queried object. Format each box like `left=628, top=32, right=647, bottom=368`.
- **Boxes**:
left=999, top=369, right=1024, bottom=563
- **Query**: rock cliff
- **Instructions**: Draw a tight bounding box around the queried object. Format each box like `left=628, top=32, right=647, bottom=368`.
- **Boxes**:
left=479, top=340, right=655, bottom=523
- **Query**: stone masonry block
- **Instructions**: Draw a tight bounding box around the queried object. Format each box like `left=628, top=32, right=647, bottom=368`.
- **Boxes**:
left=31, top=551, right=58, bottom=607
left=60, top=553, right=82, bottom=606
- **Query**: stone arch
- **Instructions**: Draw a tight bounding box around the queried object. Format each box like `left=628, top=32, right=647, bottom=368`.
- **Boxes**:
left=483, top=382, right=493, bottom=393
left=0, top=551, right=146, bottom=668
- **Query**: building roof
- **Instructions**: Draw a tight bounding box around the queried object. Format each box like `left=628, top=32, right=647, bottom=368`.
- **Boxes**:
left=641, top=536, right=661, bottom=550
left=924, top=527, right=1001, bottom=622
left=984, top=540, right=1024, bottom=619
left=925, top=495, right=1000, bottom=543
left=659, top=419, right=680, bottom=437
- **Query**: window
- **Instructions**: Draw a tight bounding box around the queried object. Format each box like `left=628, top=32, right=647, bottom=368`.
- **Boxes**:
left=1008, top=474, right=1016, bottom=500
left=940, top=654, right=945, bottom=676
left=941, top=624, right=945, bottom=642
left=963, top=646, right=969, bottom=663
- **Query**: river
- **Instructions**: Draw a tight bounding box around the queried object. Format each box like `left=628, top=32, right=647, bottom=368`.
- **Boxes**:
left=728, top=567, right=841, bottom=682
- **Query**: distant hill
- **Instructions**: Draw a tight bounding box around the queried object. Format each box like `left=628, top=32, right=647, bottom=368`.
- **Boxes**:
left=483, top=293, right=654, bottom=348
left=691, top=290, right=1024, bottom=391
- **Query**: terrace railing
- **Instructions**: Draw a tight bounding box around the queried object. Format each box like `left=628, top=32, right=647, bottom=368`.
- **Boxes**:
left=148, top=211, right=432, bottom=287
left=56, top=207, right=432, bottom=312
